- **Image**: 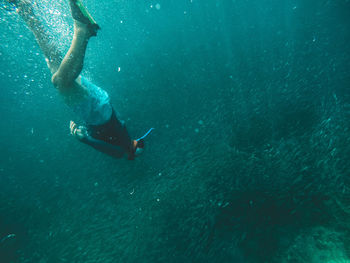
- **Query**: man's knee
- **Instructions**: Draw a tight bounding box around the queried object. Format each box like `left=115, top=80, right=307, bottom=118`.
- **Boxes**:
left=51, top=72, right=59, bottom=86
left=51, top=71, right=71, bottom=88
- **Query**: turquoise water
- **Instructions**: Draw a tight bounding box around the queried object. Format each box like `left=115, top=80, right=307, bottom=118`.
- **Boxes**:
left=0, top=0, right=349, bottom=262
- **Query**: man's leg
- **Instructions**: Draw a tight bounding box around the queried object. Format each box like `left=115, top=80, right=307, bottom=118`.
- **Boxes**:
left=15, top=0, right=98, bottom=90
left=15, top=0, right=62, bottom=73
left=51, top=20, right=92, bottom=88
left=52, top=0, right=100, bottom=89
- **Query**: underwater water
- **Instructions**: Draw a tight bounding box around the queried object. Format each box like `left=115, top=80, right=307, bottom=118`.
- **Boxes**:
left=0, top=0, right=350, bottom=262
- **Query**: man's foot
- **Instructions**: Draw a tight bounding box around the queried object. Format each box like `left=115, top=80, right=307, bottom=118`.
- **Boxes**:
left=6, top=0, right=35, bottom=15
left=69, top=0, right=100, bottom=36
left=3, top=0, right=28, bottom=11
left=70, top=121, right=88, bottom=140
left=5, top=0, right=19, bottom=5
left=6, top=0, right=32, bottom=7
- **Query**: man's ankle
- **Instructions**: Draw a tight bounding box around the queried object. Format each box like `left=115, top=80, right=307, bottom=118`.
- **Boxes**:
left=16, top=0, right=34, bottom=16
left=74, top=21, right=92, bottom=38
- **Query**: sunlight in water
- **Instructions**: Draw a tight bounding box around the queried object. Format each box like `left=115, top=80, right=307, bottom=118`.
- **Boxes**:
left=0, top=0, right=349, bottom=262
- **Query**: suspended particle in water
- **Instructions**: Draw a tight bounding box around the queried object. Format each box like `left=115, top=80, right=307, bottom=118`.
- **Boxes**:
left=117, top=66, right=121, bottom=72
left=198, top=120, right=203, bottom=125
left=194, top=128, right=199, bottom=133
left=0, top=234, right=16, bottom=243
left=155, top=3, right=161, bottom=10
left=222, top=202, right=229, bottom=208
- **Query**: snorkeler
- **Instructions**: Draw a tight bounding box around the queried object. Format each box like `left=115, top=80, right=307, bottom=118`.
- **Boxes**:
left=7, top=0, right=153, bottom=160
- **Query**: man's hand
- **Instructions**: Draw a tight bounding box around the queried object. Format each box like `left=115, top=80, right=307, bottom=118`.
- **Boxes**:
left=70, top=120, right=88, bottom=140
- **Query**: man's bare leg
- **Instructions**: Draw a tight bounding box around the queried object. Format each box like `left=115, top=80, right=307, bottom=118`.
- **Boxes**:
left=15, top=0, right=62, bottom=73
left=52, top=0, right=100, bottom=89
left=51, top=20, right=92, bottom=88
left=14, top=0, right=98, bottom=91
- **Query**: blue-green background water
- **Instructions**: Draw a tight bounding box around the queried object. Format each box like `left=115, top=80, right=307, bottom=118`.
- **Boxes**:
left=1, top=0, right=349, bottom=262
